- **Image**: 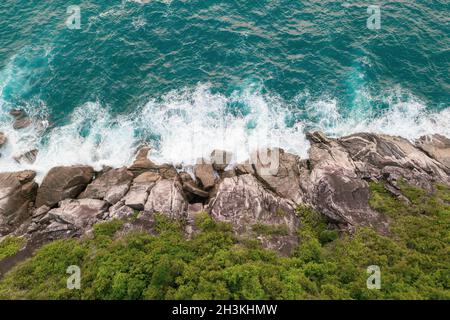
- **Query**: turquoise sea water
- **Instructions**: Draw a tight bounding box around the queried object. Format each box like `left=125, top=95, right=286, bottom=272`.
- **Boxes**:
left=0, top=0, right=449, bottom=176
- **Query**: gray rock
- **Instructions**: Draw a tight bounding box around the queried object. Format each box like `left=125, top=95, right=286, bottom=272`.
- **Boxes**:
left=80, top=167, right=133, bottom=200
left=209, top=174, right=298, bottom=255
left=108, top=201, right=136, bottom=220
left=128, top=147, right=157, bottom=176
left=313, top=169, right=389, bottom=234
left=183, top=182, right=209, bottom=198
left=36, top=166, right=94, bottom=208
left=253, top=148, right=305, bottom=204
left=48, top=199, right=108, bottom=229
left=338, top=133, right=449, bottom=186
left=144, top=179, right=188, bottom=219
left=105, top=184, right=130, bottom=205
left=124, top=184, right=153, bottom=211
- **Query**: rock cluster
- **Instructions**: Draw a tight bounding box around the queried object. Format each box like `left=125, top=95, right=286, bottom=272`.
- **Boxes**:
left=0, top=132, right=449, bottom=256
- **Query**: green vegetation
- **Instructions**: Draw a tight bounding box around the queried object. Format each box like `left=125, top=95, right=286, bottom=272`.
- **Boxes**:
left=0, top=236, right=25, bottom=260
left=252, top=223, right=289, bottom=236
left=0, top=182, right=449, bottom=300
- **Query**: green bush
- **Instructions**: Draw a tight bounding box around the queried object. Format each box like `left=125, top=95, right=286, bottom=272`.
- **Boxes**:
left=0, top=236, right=25, bottom=260
left=0, top=182, right=448, bottom=300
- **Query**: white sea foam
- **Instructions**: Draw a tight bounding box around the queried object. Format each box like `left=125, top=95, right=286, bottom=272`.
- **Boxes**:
left=0, top=83, right=449, bottom=182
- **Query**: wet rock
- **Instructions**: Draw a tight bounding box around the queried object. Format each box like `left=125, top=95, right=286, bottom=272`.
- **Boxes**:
left=10, top=109, right=31, bottom=130
left=13, top=149, right=38, bottom=164
left=0, top=132, right=6, bottom=148
left=13, top=118, right=32, bottom=130
left=0, top=171, right=38, bottom=235
left=128, top=147, right=157, bottom=177
left=79, top=167, right=133, bottom=201
left=36, top=166, right=94, bottom=208
left=194, top=161, right=216, bottom=189
left=144, top=179, right=188, bottom=219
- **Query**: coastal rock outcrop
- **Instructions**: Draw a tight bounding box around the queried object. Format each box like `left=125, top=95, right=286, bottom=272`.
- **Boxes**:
left=1, top=132, right=449, bottom=258
left=416, top=134, right=450, bottom=171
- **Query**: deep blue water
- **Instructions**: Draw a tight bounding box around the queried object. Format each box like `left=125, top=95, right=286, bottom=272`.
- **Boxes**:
left=0, top=0, right=449, bottom=175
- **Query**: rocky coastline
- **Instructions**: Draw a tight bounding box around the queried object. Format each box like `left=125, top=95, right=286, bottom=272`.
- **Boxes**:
left=1, top=128, right=449, bottom=270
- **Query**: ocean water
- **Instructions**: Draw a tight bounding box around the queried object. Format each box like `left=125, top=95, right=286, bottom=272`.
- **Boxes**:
left=0, top=0, right=449, bottom=179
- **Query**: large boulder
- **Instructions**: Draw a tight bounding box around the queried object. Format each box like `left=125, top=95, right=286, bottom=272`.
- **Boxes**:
left=79, top=167, right=133, bottom=203
left=47, top=199, right=108, bottom=230
left=128, top=147, right=157, bottom=177
left=252, top=148, right=306, bottom=204
left=123, top=172, right=160, bottom=210
left=304, top=132, right=390, bottom=234
left=208, top=174, right=298, bottom=255
left=194, top=161, right=216, bottom=190
left=0, top=171, right=38, bottom=235
left=35, top=166, right=94, bottom=208
left=312, top=169, right=389, bottom=234
left=144, top=179, right=188, bottom=219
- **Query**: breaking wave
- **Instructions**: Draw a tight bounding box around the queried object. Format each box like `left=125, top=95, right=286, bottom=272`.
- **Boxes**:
left=0, top=82, right=449, bottom=181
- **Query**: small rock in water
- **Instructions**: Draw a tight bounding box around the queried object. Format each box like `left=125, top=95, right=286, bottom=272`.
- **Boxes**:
left=10, top=109, right=32, bottom=130
left=13, top=149, right=38, bottom=164
left=0, top=132, right=6, bottom=148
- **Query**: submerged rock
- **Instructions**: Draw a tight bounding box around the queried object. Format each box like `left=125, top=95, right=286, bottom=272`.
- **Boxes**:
left=13, top=149, right=38, bottom=165
left=10, top=109, right=31, bottom=130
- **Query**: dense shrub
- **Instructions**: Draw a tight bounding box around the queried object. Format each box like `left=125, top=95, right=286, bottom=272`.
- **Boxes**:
left=0, top=183, right=448, bottom=300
